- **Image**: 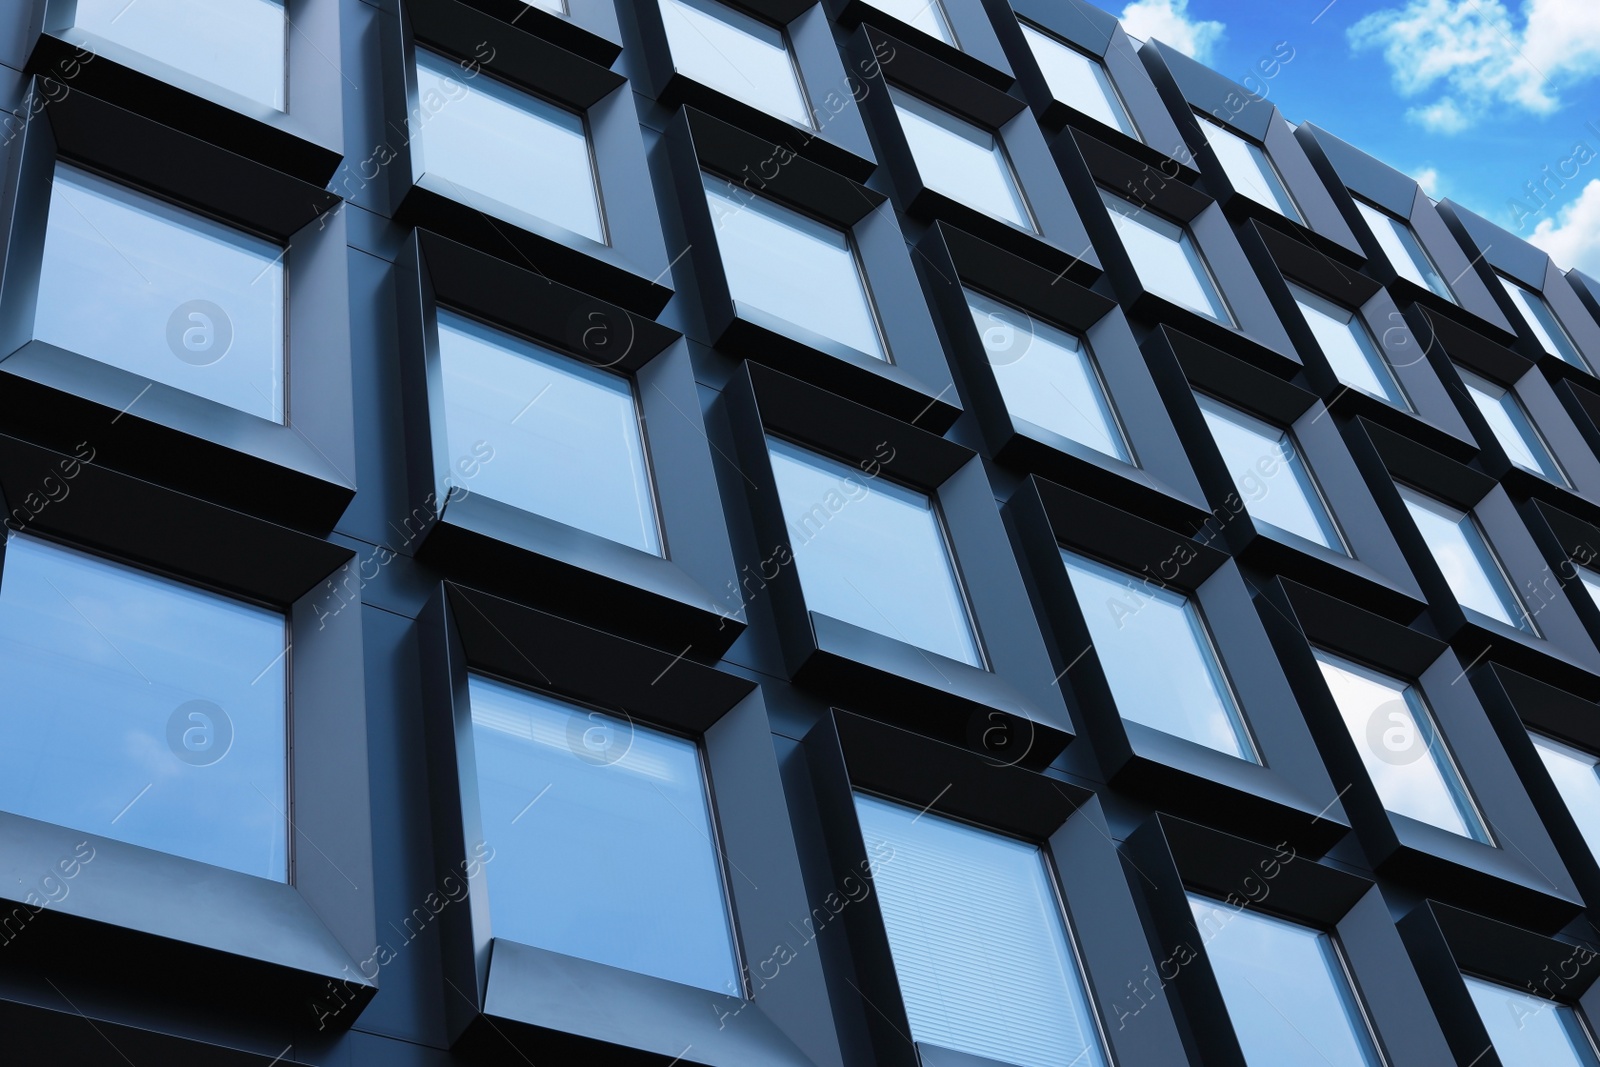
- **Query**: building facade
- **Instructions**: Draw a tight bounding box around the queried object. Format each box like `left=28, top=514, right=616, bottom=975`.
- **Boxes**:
left=2, top=0, right=1600, bottom=1064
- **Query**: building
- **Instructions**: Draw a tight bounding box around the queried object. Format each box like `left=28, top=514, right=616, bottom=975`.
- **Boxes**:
left=1, top=0, right=1600, bottom=1063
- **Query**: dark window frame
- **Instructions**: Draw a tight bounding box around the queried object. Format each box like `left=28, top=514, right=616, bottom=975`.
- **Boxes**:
left=393, top=229, right=745, bottom=660
left=416, top=581, right=843, bottom=1066
left=0, top=81, right=356, bottom=535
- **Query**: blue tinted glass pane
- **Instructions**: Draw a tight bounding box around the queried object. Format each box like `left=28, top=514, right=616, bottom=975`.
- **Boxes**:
left=36, top=164, right=286, bottom=423
left=855, top=794, right=1108, bottom=1067
left=1100, top=189, right=1233, bottom=323
left=1061, top=551, right=1256, bottom=760
left=1290, top=286, right=1408, bottom=408
left=1196, top=395, right=1345, bottom=552
left=75, top=0, right=286, bottom=110
left=414, top=49, right=604, bottom=244
left=966, top=289, right=1131, bottom=463
left=893, top=90, right=1032, bottom=230
left=1399, top=488, right=1533, bottom=633
left=0, top=534, right=287, bottom=880
left=437, top=310, right=660, bottom=554
left=1198, top=117, right=1300, bottom=220
left=1190, top=897, right=1384, bottom=1067
left=468, top=676, right=739, bottom=994
left=661, top=0, right=810, bottom=126
left=1020, top=24, right=1136, bottom=137
left=861, top=0, right=954, bottom=42
left=1532, top=733, right=1600, bottom=864
left=1466, top=976, right=1600, bottom=1067
left=1458, top=367, right=1566, bottom=483
left=1314, top=651, right=1489, bottom=841
left=1500, top=276, right=1589, bottom=370
left=703, top=174, right=885, bottom=359
left=1355, top=201, right=1453, bottom=301
left=767, top=438, right=982, bottom=666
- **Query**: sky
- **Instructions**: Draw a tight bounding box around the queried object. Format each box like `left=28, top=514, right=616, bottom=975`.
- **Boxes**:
left=1084, top=0, right=1600, bottom=275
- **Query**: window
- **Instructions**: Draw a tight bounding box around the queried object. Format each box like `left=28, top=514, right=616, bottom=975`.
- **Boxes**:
left=966, top=289, right=1132, bottom=462
left=854, top=793, right=1108, bottom=1067
left=0, top=534, right=287, bottom=880
left=74, top=0, right=287, bottom=110
left=414, top=48, right=604, bottom=243
left=660, top=0, right=811, bottom=127
left=1531, top=733, right=1600, bottom=863
left=1061, top=550, right=1257, bottom=760
left=1018, top=23, right=1137, bottom=138
left=1313, top=651, right=1490, bottom=842
left=1197, top=116, right=1300, bottom=221
left=436, top=309, right=661, bottom=554
left=467, top=674, right=740, bottom=994
left=1189, top=896, right=1384, bottom=1067
left=861, top=0, right=955, bottom=43
left=1398, top=487, right=1534, bottom=633
left=766, top=437, right=982, bottom=666
left=1100, top=189, right=1233, bottom=324
left=892, top=90, right=1033, bottom=230
left=703, top=174, right=886, bottom=359
left=1456, top=367, right=1567, bottom=484
left=1582, top=567, right=1600, bottom=614
left=1196, top=394, right=1345, bottom=552
left=1464, top=975, right=1600, bottom=1067
left=1499, top=274, right=1589, bottom=370
left=35, top=164, right=285, bottom=423
left=1290, top=285, right=1409, bottom=408
left=1354, top=200, right=1453, bottom=302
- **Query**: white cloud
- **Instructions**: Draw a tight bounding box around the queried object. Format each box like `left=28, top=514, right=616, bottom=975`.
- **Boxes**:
left=1415, top=167, right=1443, bottom=196
left=1119, top=0, right=1225, bottom=63
left=1349, top=0, right=1600, bottom=131
left=1528, top=178, right=1600, bottom=273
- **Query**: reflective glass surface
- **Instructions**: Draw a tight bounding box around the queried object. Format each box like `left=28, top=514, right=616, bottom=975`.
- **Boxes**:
left=0, top=534, right=288, bottom=880
left=965, top=289, right=1131, bottom=463
left=469, top=675, right=739, bottom=994
left=414, top=49, right=604, bottom=243
left=1020, top=23, right=1137, bottom=137
left=36, top=164, right=285, bottom=423
left=1532, top=732, right=1600, bottom=863
left=1061, top=550, right=1256, bottom=760
left=1315, top=651, right=1489, bottom=841
left=767, top=437, right=982, bottom=666
left=1457, top=367, right=1565, bottom=483
left=893, top=90, right=1032, bottom=229
left=436, top=310, right=660, bottom=554
left=855, top=794, right=1108, bottom=1067
left=1290, top=285, right=1409, bottom=408
left=661, top=0, right=810, bottom=126
left=860, top=0, right=955, bottom=42
left=1500, top=275, right=1589, bottom=369
left=704, top=174, right=886, bottom=359
left=1399, top=487, right=1533, bottom=632
left=1190, top=897, right=1384, bottom=1067
left=75, top=0, right=286, bottom=110
left=1100, top=189, right=1233, bottom=323
left=1197, top=394, right=1344, bottom=551
left=1466, top=975, right=1600, bottom=1067
left=1198, top=117, right=1300, bottom=220
left=1355, top=200, right=1453, bottom=301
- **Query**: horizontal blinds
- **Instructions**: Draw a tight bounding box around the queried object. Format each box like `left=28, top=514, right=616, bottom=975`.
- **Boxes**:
left=854, top=793, right=1108, bottom=1067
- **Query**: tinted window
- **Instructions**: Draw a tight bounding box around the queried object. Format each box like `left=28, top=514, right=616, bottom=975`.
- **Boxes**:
left=36, top=164, right=286, bottom=423
left=1457, top=367, right=1566, bottom=483
left=1355, top=200, right=1453, bottom=301
left=1466, top=975, right=1600, bottom=1067
left=0, top=534, right=287, bottom=880
left=1197, top=394, right=1345, bottom=552
left=1499, top=275, right=1589, bottom=370
left=1531, top=733, right=1600, bottom=864
left=893, top=90, right=1033, bottom=230
left=660, top=0, right=810, bottom=126
left=1399, top=487, right=1533, bottom=633
left=1020, top=24, right=1136, bottom=137
left=1290, top=285, right=1409, bottom=408
left=75, top=0, right=286, bottom=110
left=1101, top=189, right=1233, bottom=323
left=1198, top=116, right=1300, bottom=220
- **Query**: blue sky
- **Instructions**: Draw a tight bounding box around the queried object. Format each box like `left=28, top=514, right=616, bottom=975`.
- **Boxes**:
left=1084, top=0, right=1600, bottom=273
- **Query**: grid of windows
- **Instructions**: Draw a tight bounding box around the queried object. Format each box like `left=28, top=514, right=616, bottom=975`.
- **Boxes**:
left=12, top=0, right=1600, bottom=1063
